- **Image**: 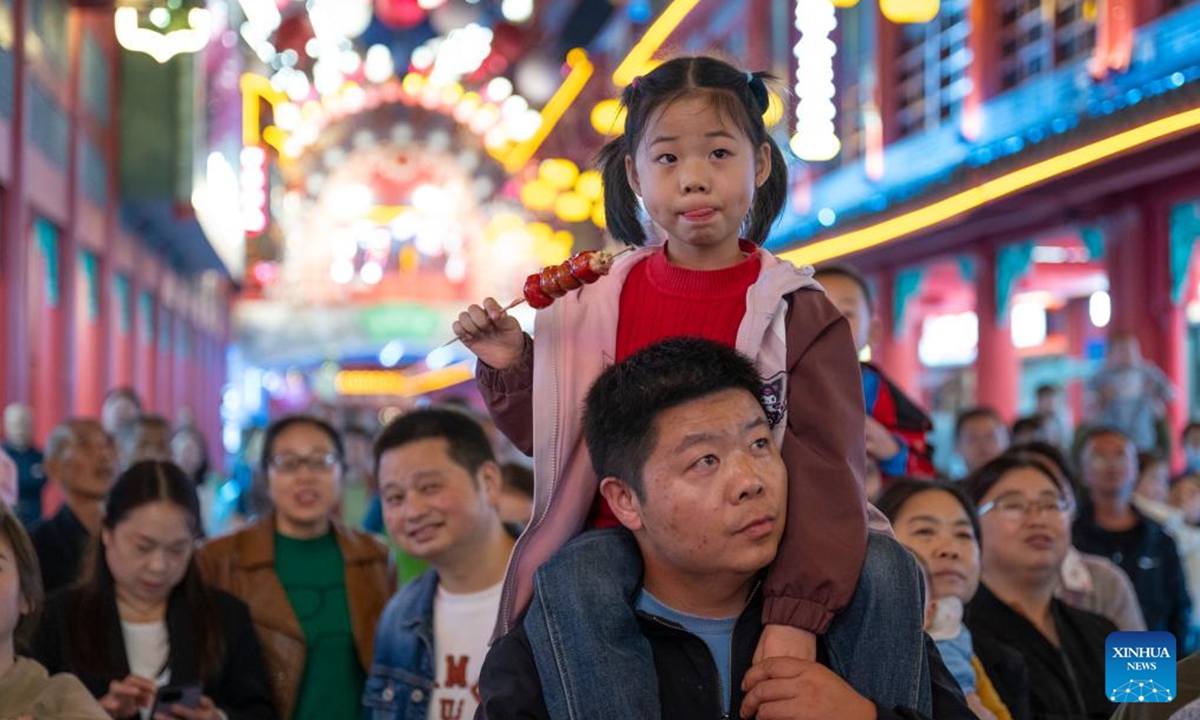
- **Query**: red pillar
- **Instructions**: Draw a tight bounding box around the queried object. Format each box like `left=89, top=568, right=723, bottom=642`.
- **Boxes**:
left=975, top=246, right=1020, bottom=421
left=136, top=288, right=157, bottom=411
left=1105, top=207, right=1150, bottom=347
left=30, top=220, right=68, bottom=442
left=62, top=4, right=82, bottom=420
left=73, top=253, right=103, bottom=415
left=109, top=272, right=134, bottom=390
left=1141, top=197, right=1188, bottom=462
left=102, top=9, right=123, bottom=401
left=3, top=0, right=30, bottom=408
left=1104, top=200, right=1186, bottom=460
left=1064, top=298, right=1092, bottom=428
left=874, top=269, right=922, bottom=401
left=963, top=0, right=999, bottom=140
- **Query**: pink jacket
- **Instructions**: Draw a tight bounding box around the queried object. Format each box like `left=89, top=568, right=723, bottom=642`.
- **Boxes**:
left=479, top=246, right=875, bottom=637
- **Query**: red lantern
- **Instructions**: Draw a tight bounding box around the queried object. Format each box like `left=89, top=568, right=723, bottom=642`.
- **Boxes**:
left=376, top=0, right=425, bottom=29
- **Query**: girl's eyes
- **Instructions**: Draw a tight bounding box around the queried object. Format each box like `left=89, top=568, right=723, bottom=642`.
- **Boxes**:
left=652, top=150, right=731, bottom=163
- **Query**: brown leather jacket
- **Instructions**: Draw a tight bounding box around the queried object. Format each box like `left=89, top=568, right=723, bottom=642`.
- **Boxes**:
left=195, top=515, right=392, bottom=720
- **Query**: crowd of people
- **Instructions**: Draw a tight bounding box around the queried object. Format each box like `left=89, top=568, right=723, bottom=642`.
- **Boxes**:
left=1, top=54, right=1199, bottom=720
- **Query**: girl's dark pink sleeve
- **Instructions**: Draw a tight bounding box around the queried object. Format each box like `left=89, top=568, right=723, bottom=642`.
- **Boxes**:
left=475, top=333, right=535, bottom=456
left=764, top=288, right=868, bottom=634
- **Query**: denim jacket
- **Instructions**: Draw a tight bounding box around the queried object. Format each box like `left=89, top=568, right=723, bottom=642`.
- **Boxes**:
left=362, top=569, right=438, bottom=720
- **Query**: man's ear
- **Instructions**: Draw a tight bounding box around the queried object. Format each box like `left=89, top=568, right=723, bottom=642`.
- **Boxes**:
left=476, top=461, right=504, bottom=508
left=624, top=155, right=642, bottom=197
left=599, top=477, right=644, bottom=532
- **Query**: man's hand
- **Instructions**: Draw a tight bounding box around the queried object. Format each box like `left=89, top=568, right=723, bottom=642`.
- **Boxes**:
left=452, top=298, right=525, bottom=371
left=864, top=418, right=901, bottom=462
left=753, top=624, right=816, bottom=666
left=740, top=657, right=876, bottom=720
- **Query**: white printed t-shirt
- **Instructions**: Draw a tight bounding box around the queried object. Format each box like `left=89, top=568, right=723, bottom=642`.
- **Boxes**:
left=428, top=580, right=503, bottom=720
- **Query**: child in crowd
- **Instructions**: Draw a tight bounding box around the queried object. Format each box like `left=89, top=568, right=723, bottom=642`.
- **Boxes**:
left=455, top=55, right=927, bottom=717
left=814, top=264, right=936, bottom=482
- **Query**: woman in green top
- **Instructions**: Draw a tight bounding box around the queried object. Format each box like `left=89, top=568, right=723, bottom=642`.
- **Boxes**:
left=197, top=416, right=392, bottom=720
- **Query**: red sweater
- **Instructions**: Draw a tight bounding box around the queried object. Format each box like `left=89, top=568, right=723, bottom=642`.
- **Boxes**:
left=591, top=244, right=762, bottom=527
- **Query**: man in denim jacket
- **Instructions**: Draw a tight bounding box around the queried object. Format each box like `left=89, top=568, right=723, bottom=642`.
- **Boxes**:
left=362, top=409, right=516, bottom=720
left=477, top=338, right=972, bottom=720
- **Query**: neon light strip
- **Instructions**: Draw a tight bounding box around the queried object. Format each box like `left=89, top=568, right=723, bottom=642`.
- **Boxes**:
left=779, top=106, right=1200, bottom=266
left=503, top=49, right=593, bottom=173
left=612, top=0, right=702, bottom=87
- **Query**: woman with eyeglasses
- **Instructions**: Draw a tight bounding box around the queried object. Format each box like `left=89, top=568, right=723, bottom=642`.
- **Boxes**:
left=1010, top=441, right=1146, bottom=633
left=962, top=453, right=1117, bottom=720
left=30, top=461, right=274, bottom=720
left=196, top=416, right=391, bottom=720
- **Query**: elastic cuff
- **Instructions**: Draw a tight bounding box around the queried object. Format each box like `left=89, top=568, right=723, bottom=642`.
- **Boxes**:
left=762, top=595, right=835, bottom=635
left=476, top=334, right=534, bottom=392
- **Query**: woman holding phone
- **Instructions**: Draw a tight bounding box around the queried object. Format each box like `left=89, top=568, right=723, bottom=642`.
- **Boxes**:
left=31, top=461, right=275, bottom=720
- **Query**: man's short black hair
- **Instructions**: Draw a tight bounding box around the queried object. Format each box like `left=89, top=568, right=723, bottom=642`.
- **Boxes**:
left=583, top=337, right=765, bottom=499
left=1183, top=421, right=1200, bottom=442
left=373, top=408, right=496, bottom=479
left=1077, top=425, right=1133, bottom=460
left=1010, top=415, right=1044, bottom=438
left=813, top=263, right=874, bottom=309
left=1035, top=384, right=1059, bottom=397
left=954, top=406, right=1004, bottom=441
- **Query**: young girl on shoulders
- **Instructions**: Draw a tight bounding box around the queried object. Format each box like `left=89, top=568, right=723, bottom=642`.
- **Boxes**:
left=455, top=55, right=926, bottom=718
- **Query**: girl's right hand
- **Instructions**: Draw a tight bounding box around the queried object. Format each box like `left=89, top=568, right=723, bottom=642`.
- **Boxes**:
left=453, top=298, right=525, bottom=371
left=99, top=674, right=157, bottom=719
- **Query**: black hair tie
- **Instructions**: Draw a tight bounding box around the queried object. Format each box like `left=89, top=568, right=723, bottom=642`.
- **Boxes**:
left=745, top=71, right=769, bottom=114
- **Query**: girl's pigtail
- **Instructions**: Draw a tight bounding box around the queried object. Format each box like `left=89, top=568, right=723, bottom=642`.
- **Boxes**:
left=746, top=72, right=770, bottom=115
left=596, top=135, right=647, bottom=246
left=745, top=138, right=789, bottom=246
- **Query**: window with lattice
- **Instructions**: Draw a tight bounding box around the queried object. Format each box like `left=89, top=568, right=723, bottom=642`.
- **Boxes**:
left=999, top=0, right=1096, bottom=91
left=893, top=0, right=972, bottom=140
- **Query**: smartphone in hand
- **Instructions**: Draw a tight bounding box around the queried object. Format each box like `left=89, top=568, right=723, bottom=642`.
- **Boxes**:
left=150, top=684, right=202, bottom=717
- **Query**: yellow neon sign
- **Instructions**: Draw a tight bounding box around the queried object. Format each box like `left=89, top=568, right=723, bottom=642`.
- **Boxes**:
left=241, top=73, right=288, bottom=150
left=503, top=49, right=594, bottom=173
left=780, top=106, right=1200, bottom=266
left=612, top=0, right=702, bottom=87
